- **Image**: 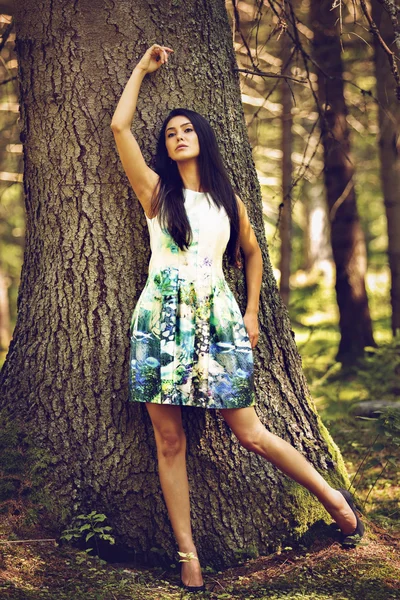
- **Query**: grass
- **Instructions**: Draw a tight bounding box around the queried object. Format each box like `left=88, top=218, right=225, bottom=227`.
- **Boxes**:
left=0, top=267, right=399, bottom=599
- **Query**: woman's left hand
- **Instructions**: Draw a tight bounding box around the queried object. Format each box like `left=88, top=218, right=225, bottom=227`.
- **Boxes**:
left=243, top=312, right=259, bottom=348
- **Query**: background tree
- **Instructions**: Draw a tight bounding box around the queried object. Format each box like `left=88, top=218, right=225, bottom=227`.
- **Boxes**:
left=279, top=25, right=294, bottom=306
left=302, top=179, right=333, bottom=275
left=0, top=0, right=350, bottom=567
left=0, top=2, right=13, bottom=17
left=310, top=0, right=376, bottom=364
left=0, top=13, right=21, bottom=351
left=371, top=0, right=400, bottom=336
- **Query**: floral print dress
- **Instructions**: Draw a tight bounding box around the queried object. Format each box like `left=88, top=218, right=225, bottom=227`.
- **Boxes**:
left=129, top=189, right=256, bottom=409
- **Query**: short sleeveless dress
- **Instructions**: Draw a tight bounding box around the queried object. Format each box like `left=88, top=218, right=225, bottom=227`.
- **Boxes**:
left=128, top=189, right=256, bottom=409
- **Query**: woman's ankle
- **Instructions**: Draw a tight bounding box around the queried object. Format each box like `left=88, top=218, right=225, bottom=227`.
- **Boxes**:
left=178, top=546, right=199, bottom=560
left=177, top=538, right=198, bottom=553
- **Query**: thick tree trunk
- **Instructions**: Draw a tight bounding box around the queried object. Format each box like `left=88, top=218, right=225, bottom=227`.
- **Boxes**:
left=310, top=0, right=375, bottom=364
left=372, top=0, right=400, bottom=336
left=0, top=0, right=349, bottom=567
left=279, top=31, right=293, bottom=307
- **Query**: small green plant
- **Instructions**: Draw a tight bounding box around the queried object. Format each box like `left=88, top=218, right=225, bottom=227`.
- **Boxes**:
left=378, top=406, right=400, bottom=447
left=347, top=405, right=400, bottom=521
left=354, top=407, right=400, bottom=505
left=60, top=510, right=115, bottom=556
left=232, top=545, right=258, bottom=564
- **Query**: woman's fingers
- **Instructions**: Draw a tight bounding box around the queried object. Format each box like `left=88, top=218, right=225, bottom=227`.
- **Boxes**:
left=144, top=44, right=173, bottom=70
left=150, top=44, right=174, bottom=58
left=243, top=314, right=259, bottom=348
left=248, top=331, right=258, bottom=348
left=160, top=47, right=173, bottom=64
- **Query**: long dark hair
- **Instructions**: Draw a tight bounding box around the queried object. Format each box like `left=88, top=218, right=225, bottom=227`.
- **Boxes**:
left=150, top=108, right=241, bottom=267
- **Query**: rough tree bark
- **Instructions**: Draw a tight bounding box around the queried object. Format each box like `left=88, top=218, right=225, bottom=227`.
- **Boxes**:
left=0, top=0, right=349, bottom=567
left=310, top=0, right=376, bottom=364
left=372, top=0, right=400, bottom=336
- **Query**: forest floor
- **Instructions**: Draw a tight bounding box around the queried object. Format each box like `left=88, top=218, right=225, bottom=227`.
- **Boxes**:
left=0, top=409, right=398, bottom=600
left=1, top=274, right=399, bottom=599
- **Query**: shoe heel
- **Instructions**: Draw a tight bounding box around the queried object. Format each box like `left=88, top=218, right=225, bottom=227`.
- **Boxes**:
left=178, top=551, right=206, bottom=593
left=338, top=488, right=365, bottom=547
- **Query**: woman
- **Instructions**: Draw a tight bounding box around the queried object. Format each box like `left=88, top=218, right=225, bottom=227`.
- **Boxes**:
left=111, top=44, right=364, bottom=593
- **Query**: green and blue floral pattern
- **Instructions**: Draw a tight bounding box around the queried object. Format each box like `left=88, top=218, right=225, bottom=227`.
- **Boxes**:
left=129, top=190, right=255, bottom=409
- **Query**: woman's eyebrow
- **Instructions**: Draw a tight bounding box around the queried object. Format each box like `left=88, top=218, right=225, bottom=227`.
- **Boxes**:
left=166, top=122, right=192, bottom=132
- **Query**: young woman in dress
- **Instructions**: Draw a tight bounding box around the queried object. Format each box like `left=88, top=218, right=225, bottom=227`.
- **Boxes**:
left=111, top=44, right=364, bottom=593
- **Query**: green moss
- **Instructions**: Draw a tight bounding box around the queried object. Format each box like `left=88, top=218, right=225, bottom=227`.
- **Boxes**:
left=3, top=452, right=26, bottom=474
left=280, top=479, right=330, bottom=540
left=0, top=477, right=21, bottom=502
left=317, top=417, right=351, bottom=487
left=0, top=409, right=56, bottom=524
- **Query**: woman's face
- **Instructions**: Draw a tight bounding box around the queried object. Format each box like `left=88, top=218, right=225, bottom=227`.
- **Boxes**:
left=165, top=115, right=200, bottom=162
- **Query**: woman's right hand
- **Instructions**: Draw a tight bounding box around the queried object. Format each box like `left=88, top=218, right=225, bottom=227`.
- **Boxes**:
left=136, top=44, right=174, bottom=74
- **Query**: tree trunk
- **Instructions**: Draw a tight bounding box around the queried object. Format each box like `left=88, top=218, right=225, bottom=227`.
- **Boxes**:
left=302, top=180, right=333, bottom=275
left=310, top=0, right=375, bottom=364
left=0, top=1, right=14, bottom=16
left=0, top=268, right=11, bottom=351
left=372, top=0, right=400, bottom=336
left=376, top=0, right=400, bottom=54
left=279, top=30, right=293, bottom=306
left=0, top=0, right=349, bottom=567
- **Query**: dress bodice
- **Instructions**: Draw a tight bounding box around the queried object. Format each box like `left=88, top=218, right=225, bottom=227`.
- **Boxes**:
left=145, top=189, right=230, bottom=279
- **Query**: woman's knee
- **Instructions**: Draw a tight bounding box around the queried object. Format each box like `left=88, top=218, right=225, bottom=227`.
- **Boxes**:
left=146, top=404, right=186, bottom=459
left=237, top=424, right=267, bottom=454
left=155, top=426, right=186, bottom=459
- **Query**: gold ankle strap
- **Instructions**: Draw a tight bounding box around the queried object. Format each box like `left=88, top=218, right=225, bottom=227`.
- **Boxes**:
left=178, top=551, right=199, bottom=563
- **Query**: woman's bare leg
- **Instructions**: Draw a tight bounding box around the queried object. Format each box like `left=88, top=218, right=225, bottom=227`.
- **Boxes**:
left=146, top=403, right=203, bottom=587
left=220, top=407, right=357, bottom=534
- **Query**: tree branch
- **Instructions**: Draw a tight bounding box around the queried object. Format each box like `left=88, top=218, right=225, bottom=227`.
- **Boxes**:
left=0, top=17, right=13, bottom=54
left=234, top=67, right=306, bottom=83
left=0, top=76, right=17, bottom=85
left=231, top=0, right=260, bottom=72
left=359, top=0, right=400, bottom=100
left=376, top=0, right=400, bottom=53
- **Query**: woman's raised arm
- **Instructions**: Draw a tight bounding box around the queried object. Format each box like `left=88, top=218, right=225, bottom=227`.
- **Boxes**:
left=110, top=44, right=173, bottom=216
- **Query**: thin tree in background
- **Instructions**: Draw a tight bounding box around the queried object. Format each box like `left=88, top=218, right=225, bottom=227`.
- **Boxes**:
left=279, top=25, right=294, bottom=306
left=371, top=0, right=400, bottom=336
left=0, top=15, right=21, bottom=351
left=0, top=268, right=11, bottom=350
left=310, top=0, right=375, bottom=364
left=302, top=179, right=333, bottom=274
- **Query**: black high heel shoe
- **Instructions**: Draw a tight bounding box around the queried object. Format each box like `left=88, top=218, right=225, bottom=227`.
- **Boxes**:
left=178, top=551, right=206, bottom=593
left=338, top=488, right=365, bottom=547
